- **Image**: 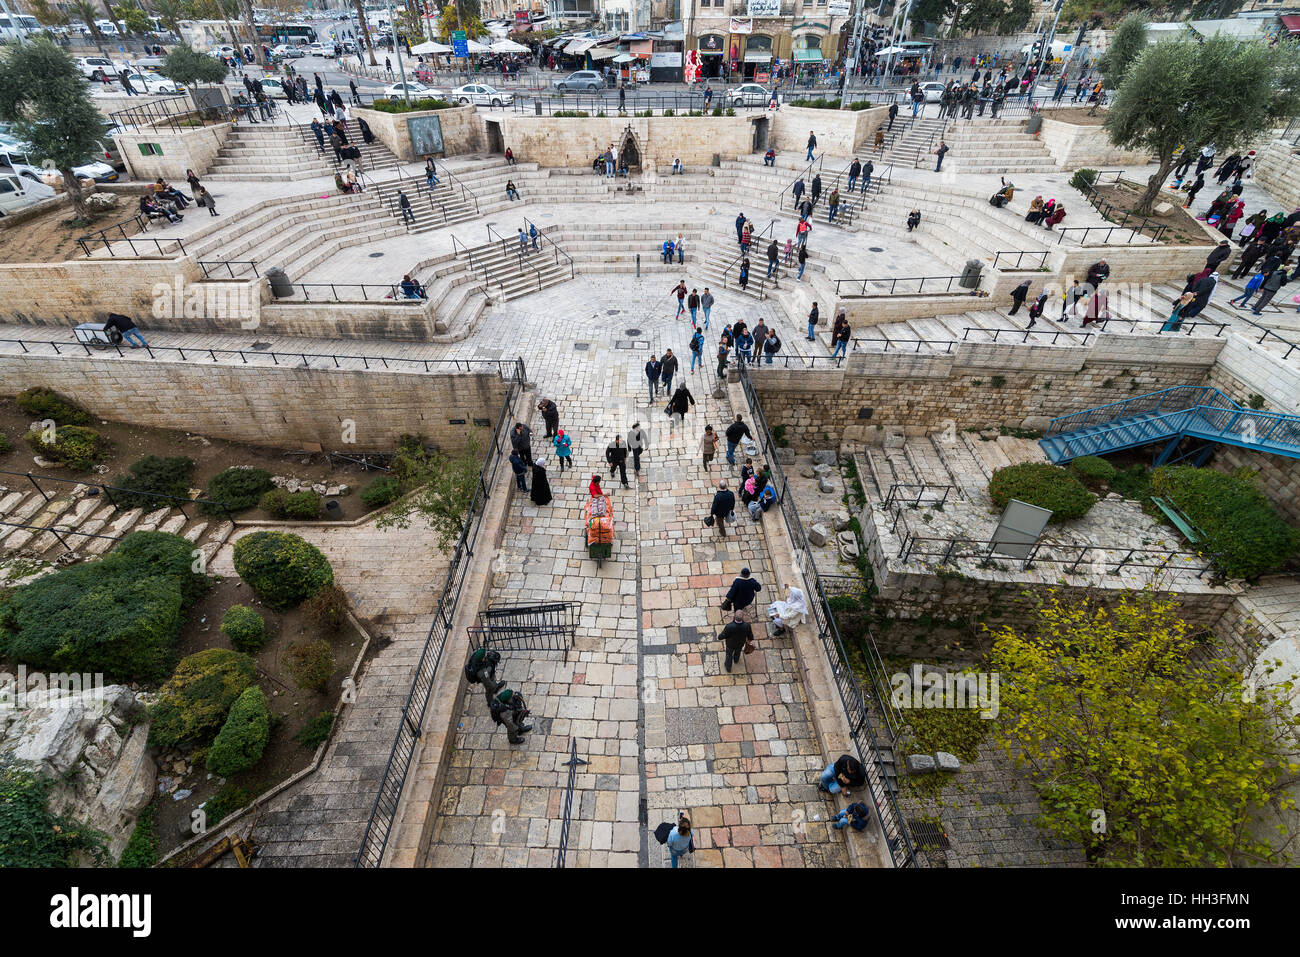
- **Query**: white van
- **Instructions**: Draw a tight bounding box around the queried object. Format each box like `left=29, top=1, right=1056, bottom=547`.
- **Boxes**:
left=0, top=169, right=56, bottom=217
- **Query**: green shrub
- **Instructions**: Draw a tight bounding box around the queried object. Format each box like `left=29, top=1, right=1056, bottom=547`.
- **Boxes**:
left=24, top=424, right=106, bottom=470
left=370, top=96, right=453, bottom=112
left=662, top=107, right=675, bottom=116
left=1069, top=455, right=1118, bottom=485
left=301, top=583, right=348, bottom=635
left=106, top=530, right=209, bottom=606
left=988, top=462, right=1097, bottom=523
left=203, top=466, right=274, bottom=513
left=636, top=108, right=653, bottom=117
left=1070, top=168, right=1099, bottom=192
left=221, top=604, right=267, bottom=653
left=725, top=107, right=736, bottom=116
left=259, top=488, right=322, bottom=520
left=203, top=783, right=249, bottom=828
left=1151, top=466, right=1300, bottom=579
left=206, top=686, right=270, bottom=777
left=111, top=455, right=196, bottom=510
left=711, top=105, right=723, bottom=116
left=0, top=767, right=107, bottom=867
left=283, top=639, right=334, bottom=694
left=360, top=475, right=402, bottom=508
left=117, top=805, right=156, bottom=868
left=14, top=386, right=91, bottom=424
left=232, top=531, right=334, bottom=610
left=1110, top=464, right=1153, bottom=502
left=553, top=109, right=589, bottom=117
left=295, top=710, right=334, bottom=749
left=147, top=648, right=256, bottom=749
left=0, top=431, right=11, bottom=455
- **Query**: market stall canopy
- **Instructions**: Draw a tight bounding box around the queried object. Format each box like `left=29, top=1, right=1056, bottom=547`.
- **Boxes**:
left=466, top=39, right=493, bottom=54
left=587, top=47, right=619, bottom=61
left=613, top=52, right=637, bottom=62
left=411, top=40, right=453, bottom=54
left=566, top=37, right=598, bottom=53
left=490, top=38, right=530, bottom=53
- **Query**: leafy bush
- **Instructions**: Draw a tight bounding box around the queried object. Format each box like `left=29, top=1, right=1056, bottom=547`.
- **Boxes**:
left=203, top=783, right=249, bottom=828
left=711, top=106, right=723, bottom=116
left=0, top=431, right=11, bottom=455
left=989, top=462, right=1097, bottom=522
left=15, top=386, right=91, bottom=424
left=662, top=107, right=675, bottom=116
left=553, top=109, right=589, bottom=117
left=203, top=466, right=274, bottom=514
left=117, top=805, right=156, bottom=868
left=221, top=604, right=267, bottom=653
left=725, top=107, right=736, bottom=116
left=370, top=96, right=453, bottom=112
left=1151, top=466, right=1300, bottom=579
left=107, top=530, right=209, bottom=606
left=360, top=475, right=402, bottom=508
left=283, top=639, right=334, bottom=694
left=789, top=97, right=842, bottom=109
left=147, top=648, right=257, bottom=749
left=206, top=686, right=270, bottom=777
left=295, top=710, right=335, bottom=749
left=1070, top=168, right=1099, bottom=192
left=232, top=531, right=334, bottom=610
left=301, top=583, right=348, bottom=635
left=635, top=109, right=653, bottom=117
left=24, top=424, right=106, bottom=470
left=1069, top=455, right=1118, bottom=486
left=259, top=488, right=322, bottom=520
left=111, top=455, right=195, bottom=510
left=1110, top=464, right=1153, bottom=503
left=0, top=767, right=107, bottom=867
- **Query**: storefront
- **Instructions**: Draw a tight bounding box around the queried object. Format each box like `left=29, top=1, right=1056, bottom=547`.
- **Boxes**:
left=697, top=32, right=725, bottom=79
left=742, top=33, right=773, bottom=79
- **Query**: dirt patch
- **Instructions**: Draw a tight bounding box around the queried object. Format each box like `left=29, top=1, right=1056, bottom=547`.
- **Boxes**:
left=0, top=396, right=389, bottom=521
left=1038, top=106, right=1107, bottom=126
left=1092, top=180, right=1217, bottom=247
left=149, top=576, right=369, bottom=861
left=0, top=202, right=143, bottom=264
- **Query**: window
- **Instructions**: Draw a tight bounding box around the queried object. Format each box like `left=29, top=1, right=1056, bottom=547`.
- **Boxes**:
left=137, top=143, right=163, bottom=156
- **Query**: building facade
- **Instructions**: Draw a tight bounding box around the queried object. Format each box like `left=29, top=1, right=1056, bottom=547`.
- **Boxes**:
left=679, top=0, right=848, bottom=79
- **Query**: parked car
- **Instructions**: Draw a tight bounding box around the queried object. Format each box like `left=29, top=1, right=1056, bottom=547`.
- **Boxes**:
left=725, top=83, right=773, bottom=106
left=259, top=77, right=288, bottom=98
left=919, top=82, right=945, bottom=103
left=122, top=72, right=181, bottom=94
left=450, top=83, right=513, bottom=107
left=0, top=145, right=117, bottom=183
left=308, top=42, right=328, bottom=56
left=0, top=168, right=56, bottom=216
left=75, top=56, right=120, bottom=80
left=554, top=70, right=604, bottom=93
left=383, top=81, right=441, bottom=99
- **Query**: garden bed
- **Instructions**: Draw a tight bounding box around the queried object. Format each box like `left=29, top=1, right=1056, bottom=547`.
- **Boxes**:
left=1090, top=180, right=1217, bottom=247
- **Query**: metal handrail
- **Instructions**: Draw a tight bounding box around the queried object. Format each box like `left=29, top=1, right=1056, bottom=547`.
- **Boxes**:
left=883, top=482, right=955, bottom=510
left=522, top=216, right=574, bottom=279
left=736, top=364, right=917, bottom=868
left=992, top=250, right=1049, bottom=271
left=199, top=259, right=260, bottom=280
left=777, top=151, right=826, bottom=211
left=437, top=161, right=479, bottom=214
left=355, top=359, right=526, bottom=868
left=0, top=468, right=236, bottom=521
left=0, top=335, right=523, bottom=377
left=897, top=530, right=1214, bottom=579
left=835, top=275, right=969, bottom=297
left=77, top=214, right=186, bottom=258
left=722, top=218, right=777, bottom=300
left=1044, top=386, right=1222, bottom=437
left=554, top=736, right=586, bottom=868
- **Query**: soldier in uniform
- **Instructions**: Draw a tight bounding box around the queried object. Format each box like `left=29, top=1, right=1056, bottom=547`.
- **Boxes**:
left=489, top=688, right=533, bottom=745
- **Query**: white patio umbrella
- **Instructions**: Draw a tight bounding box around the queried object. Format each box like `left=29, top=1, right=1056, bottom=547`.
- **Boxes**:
left=466, top=39, right=493, bottom=54
left=411, top=40, right=453, bottom=55
left=490, top=38, right=530, bottom=54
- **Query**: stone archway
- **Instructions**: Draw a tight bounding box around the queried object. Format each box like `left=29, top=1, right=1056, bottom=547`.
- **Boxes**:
left=617, top=127, right=643, bottom=173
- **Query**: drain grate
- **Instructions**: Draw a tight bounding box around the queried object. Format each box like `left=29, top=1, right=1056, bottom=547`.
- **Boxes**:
left=574, top=342, right=590, bottom=351
left=910, top=820, right=951, bottom=850
left=624, top=327, right=642, bottom=336
left=368, top=252, right=384, bottom=258
left=869, top=246, right=885, bottom=253
left=615, top=340, right=650, bottom=350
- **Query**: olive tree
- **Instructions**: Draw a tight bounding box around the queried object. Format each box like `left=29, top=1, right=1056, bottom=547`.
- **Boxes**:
left=0, top=37, right=108, bottom=221
left=1090, top=11, right=1146, bottom=115
left=1105, top=36, right=1300, bottom=215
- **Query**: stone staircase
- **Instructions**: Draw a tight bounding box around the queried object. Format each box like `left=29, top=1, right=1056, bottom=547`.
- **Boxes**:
left=0, top=482, right=234, bottom=582
left=288, top=116, right=404, bottom=175
left=940, top=118, right=1058, bottom=174
left=206, top=125, right=333, bottom=182
left=448, top=231, right=574, bottom=302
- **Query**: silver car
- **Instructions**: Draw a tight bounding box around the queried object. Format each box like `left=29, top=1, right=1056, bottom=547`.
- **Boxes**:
left=554, top=70, right=604, bottom=93
left=725, top=83, right=773, bottom=106
left=451, top=83, right=514, bottom=107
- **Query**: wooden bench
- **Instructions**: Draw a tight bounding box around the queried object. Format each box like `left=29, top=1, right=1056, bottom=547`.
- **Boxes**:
left=1150, top=495, right=1205, bottom=544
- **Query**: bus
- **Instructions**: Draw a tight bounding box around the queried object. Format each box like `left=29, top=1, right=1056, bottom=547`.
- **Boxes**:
left=257, top=22, right=318, bottom=44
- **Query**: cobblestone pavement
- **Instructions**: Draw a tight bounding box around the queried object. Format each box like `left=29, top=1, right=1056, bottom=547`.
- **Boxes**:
left=425, top=277, right=853, bottom=867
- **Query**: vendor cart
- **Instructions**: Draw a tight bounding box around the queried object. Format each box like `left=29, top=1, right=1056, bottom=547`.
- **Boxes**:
left=583, top=493, right=614, bottom=567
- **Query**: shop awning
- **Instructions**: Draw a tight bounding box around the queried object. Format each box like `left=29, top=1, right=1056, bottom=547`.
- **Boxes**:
left=743, top=51, right=772, bottom=63
left=1282, top=14, right=1300, bottom=34
left=587, top=47, right=619, bottom=61
left=566, top=37, right=598, bottom=53
left=793, top=49, right=823, bottom=62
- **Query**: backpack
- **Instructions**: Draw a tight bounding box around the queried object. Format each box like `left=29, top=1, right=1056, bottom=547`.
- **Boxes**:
left=765, top=335, right=781, bottom=354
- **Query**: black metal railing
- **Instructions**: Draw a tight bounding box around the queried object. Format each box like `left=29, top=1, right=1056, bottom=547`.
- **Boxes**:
left=721, top=218, right=777, bottom=300
left=76, top=214, right=185, bottom=258
left=554, top=737, right=587, bottom=868
left=0, top=518, right=124, bottom=554
left=992, top=249, right=1049, bottom=271
left=777, top=152, right=826, bottom=211
left=278, top=282, right=421, bottom=302
left=199, top=259, right=260, bottom=280
left=355, top=359, right=526, bottom=869
left=468, top=601, right=579, bottom=658
left=0, top=335, right=523, bottom=377
left=736, top=365, right=917, bottom=868
left=108, top=94, right=246, bottom=135
left=522, top=216, right=575, bottom=279
left=835, top=275, right=969, bottom=297
left=1069, top=173, right=1170, bottom=244
left=883, top=483, right=955, bottom=511
left=0, top=468, right=236, bottom=522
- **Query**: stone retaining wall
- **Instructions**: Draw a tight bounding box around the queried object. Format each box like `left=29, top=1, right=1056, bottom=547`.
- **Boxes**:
left=1253, top=139, right=1300, bottom=212
left=497, top=114, right=756, bottom=169
left=1037, top=114, right=1152, bottom=170
left=0, top=357, right=509, bottom=451
left=751, top=341, right=1222, bottom=446
left=770, top=105, right=890, bottom=156
left=352, top=105, right=483, bottom=161
left=113, top=122, right=233, bottom=181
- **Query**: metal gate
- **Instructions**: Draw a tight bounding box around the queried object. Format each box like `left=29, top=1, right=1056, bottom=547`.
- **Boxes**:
left=467, top=601, right=580, bottom=658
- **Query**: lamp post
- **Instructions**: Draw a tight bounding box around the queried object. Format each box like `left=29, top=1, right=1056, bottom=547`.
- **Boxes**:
left=881, top=0, right=913, bottom=88
left=839, top=0, right=867, bottom=108
left=1030, top=0, right=1063, bottom=95
left=386, top=0, right=410, bottom=105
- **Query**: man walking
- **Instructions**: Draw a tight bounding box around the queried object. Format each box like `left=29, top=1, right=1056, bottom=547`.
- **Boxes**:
left=847, top=157, right=861, bottom=193
left=710, top=479, right=736, bottom=538
left=667, top=382, right=695, bottom=435
left=606, top=435, right=630, bottom=487
left=509, top=449, right=529, bottom=492
left=397, top=190, right=415, bottom=225
left=510, top=422, right=533, bottom=464
left=766, top=238, right=780, bottom=279
left=700, top=287, right=714, bottom=329
left=645, top=354, right=662, bottom=401
left=106, top=312, right=148, bottom=348
left=724, top=567, right=763, bottom=615
left=887, top=101, right=898, bottom=130
left=934, top=141, right=949, bottom=172
left=806, top=130, right=817, bottom=161
left=627, top=422, right=648, bottom=475
left=831, top=317, right=851, bottom=359
left=720, top=613, right=753, bottom=673
left=537, top=397, right=560, bottom=437
left=660, top=349, right=679, bottom=395
left=671, top=279, right=687, bottom=318
left=724, top=414, right=752, bottom=467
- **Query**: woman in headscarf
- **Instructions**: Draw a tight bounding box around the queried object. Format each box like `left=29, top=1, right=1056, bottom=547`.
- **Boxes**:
left=768, top=582, right=808, bottom=634
left=1260, top=212, right=1287, bottom=245
left=1238, top=209, right=1267, bottom=246
left=358, top=116, right=376, bottom=145
left=1220, top=200, right=1245, bottom=238
left=1024, top=195, right=1045, bottom=224
left=1044, top=202, right=1066, bottom=230
left=530, top=458, right=552, bottom=506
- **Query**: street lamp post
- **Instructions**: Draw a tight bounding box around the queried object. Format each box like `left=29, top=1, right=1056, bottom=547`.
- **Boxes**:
left=386, top=0, right=410, bottom=105
left=1031, top=0, right=1063, bottom=93
left=881, top=0, right=913, bottom=88
left=839, top=0, right=868, bottom=108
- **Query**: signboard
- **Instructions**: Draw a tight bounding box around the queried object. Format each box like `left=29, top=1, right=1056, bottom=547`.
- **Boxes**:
left=728, top=17, right=752, bottom=34
left=746, top=0, right=781, bottom=16
left=451, top=29, right=467, bottom=58
left=408, top=114, right=445, bottom=156
left=650, top=51, right=682, bottom=68
left=753, top=70, right=769, bottom=83
left=828, top=0, right=851, bottom=15
left=988, top=499, right=1052, bottom=562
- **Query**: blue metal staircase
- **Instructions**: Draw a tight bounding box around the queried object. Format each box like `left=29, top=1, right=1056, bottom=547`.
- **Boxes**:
left=1039, top=386, right=1300, bottom=465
